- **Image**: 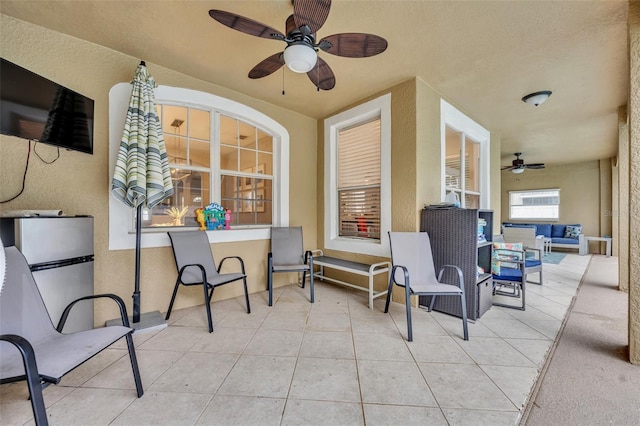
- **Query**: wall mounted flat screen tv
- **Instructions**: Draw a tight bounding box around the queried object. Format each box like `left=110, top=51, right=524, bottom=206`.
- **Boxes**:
left=0, top=58, right=94, bottom=154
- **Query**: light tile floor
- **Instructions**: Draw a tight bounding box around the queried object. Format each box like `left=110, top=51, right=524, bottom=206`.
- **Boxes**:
left=0, top=254, right=591, bottom=426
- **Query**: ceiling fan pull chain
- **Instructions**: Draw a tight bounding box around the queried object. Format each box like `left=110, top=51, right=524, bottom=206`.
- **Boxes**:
left=282, top=67, right=286, bottom=96
left=316, top=63, right=320, bottom=92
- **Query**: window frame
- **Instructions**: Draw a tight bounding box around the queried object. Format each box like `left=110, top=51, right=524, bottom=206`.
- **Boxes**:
left=509, top=188, right=560, bottom=221
left=324, top=94, right=391, bottom=257
left=108, top=84, right=289, bottom=250
left=440, top=99, right=490, bottom=208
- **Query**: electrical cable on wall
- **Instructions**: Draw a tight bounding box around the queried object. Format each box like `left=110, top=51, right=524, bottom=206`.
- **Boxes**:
left=33, top=141, right=60, bottom=164
left=0, top=140, right=32, bottom=203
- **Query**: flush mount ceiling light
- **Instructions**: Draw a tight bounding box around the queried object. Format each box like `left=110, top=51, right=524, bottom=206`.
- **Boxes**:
left=522, top=90, right=552, bottom=106
left=283, top=43, right=318, bottom=73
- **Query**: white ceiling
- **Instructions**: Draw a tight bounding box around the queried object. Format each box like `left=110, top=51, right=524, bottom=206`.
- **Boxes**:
left=0, top=0, right=629, bottom=168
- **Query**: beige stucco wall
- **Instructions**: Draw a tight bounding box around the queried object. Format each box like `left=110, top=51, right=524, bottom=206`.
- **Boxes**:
left=0, top=15, right=318, bottom=325
left=316, top=77, right=501, bottom=302
left=628, top=0, right=639, bottom=365
left=500, top=160, right=609, bottom=253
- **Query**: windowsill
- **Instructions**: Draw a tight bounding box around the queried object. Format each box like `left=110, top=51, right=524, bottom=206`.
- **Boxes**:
left=109, top=226, right=270, bottom=251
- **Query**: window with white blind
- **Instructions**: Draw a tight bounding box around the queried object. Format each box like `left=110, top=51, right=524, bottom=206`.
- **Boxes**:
left=338, top=119, right=381, bottom=240
left=510, top=189, right=560, bottom=220
left=324, top=94, right=391, bottom=257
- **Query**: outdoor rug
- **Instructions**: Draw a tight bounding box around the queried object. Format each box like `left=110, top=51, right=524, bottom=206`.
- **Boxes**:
left=542, top=252, right=567, bottom=264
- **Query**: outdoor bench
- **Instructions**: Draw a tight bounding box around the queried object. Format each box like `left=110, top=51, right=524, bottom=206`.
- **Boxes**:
left=311, top=250, right=390, bottom=309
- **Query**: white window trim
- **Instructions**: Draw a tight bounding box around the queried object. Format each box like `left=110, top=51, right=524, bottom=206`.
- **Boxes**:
left=108, top=84, right=289, bottom=250
left=440, top=99, right=490, bottom=208
left=509, top=188, right=560, bottom=221
left=324, top=93, right=391, bottom=257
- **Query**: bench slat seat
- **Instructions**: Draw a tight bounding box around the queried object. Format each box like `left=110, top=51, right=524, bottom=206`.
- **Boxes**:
left=312, top=251, right=390, bottom=309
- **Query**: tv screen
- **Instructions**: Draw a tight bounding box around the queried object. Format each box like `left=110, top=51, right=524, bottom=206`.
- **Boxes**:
left=0, top=58, right=94, bottom=154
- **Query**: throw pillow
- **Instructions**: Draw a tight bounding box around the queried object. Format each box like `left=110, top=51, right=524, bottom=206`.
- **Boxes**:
left=564, top=225, right=582, bottom=239
left=491, top=242, right=523, bottom=276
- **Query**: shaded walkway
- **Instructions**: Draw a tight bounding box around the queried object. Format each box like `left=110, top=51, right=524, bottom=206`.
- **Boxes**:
left=523, top=256, right=640, bottom=425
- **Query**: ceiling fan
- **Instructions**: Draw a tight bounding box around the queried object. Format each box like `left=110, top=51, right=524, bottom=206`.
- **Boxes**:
left=501, top=152, right=545, bottom=174
left=209, top=0, right=388, bottom=91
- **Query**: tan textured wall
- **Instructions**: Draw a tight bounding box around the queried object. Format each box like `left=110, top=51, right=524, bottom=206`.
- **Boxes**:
left=0, top=15, right=318, bottom=325
left=618, top=106, right=630, bottom=291
left=500, top=161, right=604, bottom=248
left=628, top=0, right=640, bottom=365
left=599, top=159, right=613, bottom=253
left=315, top=79, right=418, bottom=294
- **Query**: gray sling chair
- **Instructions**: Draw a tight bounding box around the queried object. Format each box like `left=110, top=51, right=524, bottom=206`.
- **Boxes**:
left=166, top=231, right=250, bottom=333
left=267, top=226, right=314, bottom=306
left=385, top=232, right=469, bottom=342
left=0, top=247, right=143, bottom=426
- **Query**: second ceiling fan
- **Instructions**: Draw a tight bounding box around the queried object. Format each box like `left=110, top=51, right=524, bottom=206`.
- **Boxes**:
left=209, top=0, right=388, bottom=91
left=501, top=153, right=545, bottom=174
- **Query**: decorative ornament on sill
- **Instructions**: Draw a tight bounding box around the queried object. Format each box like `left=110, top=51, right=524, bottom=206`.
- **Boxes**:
left=195, top=202, right=229, bottom=231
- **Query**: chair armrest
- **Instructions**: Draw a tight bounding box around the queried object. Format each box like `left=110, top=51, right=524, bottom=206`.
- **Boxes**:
left=0, top=334, right=48, bottom=425
left=304, top=250, right=313, bottom=265
left=218, top=256, right=246, bottom=275
left=178, top=263, right=208, bottom=286
left=390, top=264, right=410, bottom=287
left=57, top=293, right=130, bottom=332
left=525, top=247, right=542, bottom=260
left=438, top=265, right=465, bottom=290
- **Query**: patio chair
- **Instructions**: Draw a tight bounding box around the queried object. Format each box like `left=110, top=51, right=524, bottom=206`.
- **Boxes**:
left=385, top=232, right=469, bottom=342
left=166, top=231, right=250, bottom=333
left=502, top=228, right=544, bottom=284
left=492, top=242, right=527, bottom=310
left=0, top=247, right=143, bottom=426
left=267, top=226, right=314, bottom=306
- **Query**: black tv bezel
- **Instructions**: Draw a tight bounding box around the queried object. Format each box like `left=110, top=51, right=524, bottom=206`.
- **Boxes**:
left=0, top=58, right=95, bottom=155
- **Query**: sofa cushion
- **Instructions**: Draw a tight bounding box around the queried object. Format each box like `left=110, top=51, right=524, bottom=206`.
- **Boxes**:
left=551, top=237, right=579, bottom=245
left=536, top=224, right=552, bottom=238
left=551, top=224, right=566, bottom=238
left=564, top=225, right=582, bottom=239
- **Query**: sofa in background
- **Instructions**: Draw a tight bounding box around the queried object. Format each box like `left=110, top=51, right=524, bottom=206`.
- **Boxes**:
left=502, top=222, right=583, bottom=251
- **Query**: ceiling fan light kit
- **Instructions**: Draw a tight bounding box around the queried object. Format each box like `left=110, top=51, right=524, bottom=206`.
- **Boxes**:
left=511, top=167, right=525, bottom=174
left=522, top=90, right=552, bottom=106
left=283, top=43, right=317, bottom=73
left=209, top=0, right=387, bottom=91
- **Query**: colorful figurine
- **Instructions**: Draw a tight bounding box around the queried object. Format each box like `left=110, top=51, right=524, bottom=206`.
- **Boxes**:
left=195, top=208, right=206, bottom=230
left=225, top=209, right=232, bottom=229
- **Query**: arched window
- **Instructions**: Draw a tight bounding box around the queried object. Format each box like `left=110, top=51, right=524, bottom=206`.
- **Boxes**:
left=108, top=85, right=289, bottom=250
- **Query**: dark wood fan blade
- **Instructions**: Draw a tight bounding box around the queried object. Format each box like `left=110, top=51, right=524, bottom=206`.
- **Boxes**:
left=209, top=10, right=284, bottom=40
left=293, top=0, right=331, bottom=34
left=319, top=33, right=388, bottom=58
left=248, top=52, right=285, bottom=79
left=501, top=166, right=516, bottom=171
left=307, top=57, right=335, bottom=90
left=286, top=15, right=297, bottom=35
left=524, top=163, right=545, bottom=169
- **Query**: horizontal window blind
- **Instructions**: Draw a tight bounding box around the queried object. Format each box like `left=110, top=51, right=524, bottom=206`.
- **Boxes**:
left=338, top=118, right=381, bottom=240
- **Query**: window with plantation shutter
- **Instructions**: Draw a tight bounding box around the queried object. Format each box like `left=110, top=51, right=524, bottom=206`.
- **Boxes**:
left=338, top=119, right=381, bottom=240
left=324, top=94, right=391, bottom=257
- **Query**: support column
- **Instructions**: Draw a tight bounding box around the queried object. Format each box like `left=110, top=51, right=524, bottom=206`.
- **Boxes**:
left=618, top=106, right=629, bottom=290
left=628, top=0, right=640, bottom=365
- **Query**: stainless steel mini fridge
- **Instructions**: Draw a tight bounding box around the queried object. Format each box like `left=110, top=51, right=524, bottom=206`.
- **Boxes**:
left=1, top=216, right=94, bottom=332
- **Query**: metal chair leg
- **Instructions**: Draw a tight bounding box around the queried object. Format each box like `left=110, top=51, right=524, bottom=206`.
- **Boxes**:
left=124, top=332, right=144, bottom=397
left=164, top=279, right=181, bottom=320
left=405, top=284, right=413, bottom=342
left=267, top=256, right=273, bottom=307
left=243, top=277, right=251, bottom=313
